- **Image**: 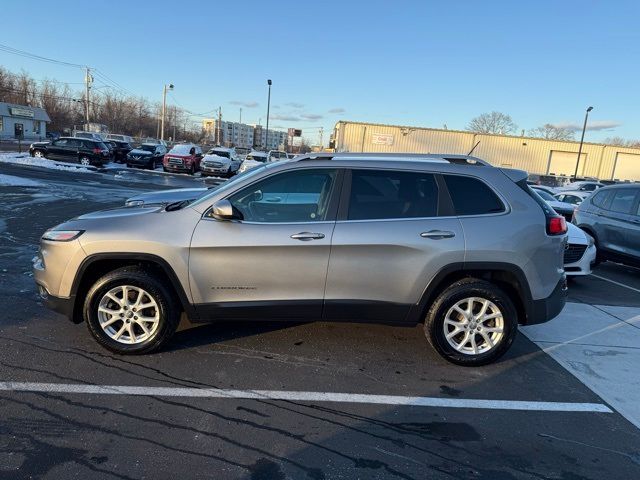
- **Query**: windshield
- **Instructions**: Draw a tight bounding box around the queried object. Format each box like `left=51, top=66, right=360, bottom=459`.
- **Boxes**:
left=190, top=163, right=270, bottom=208
left=139, top=145, right=156, bottom=153
left=169, top=145, right=195, bottom=155
left=247, top=154, right=267, bottom=162
left=535, top=190, right=556, bottom=202
left=208, top=150, right=230, bottom=158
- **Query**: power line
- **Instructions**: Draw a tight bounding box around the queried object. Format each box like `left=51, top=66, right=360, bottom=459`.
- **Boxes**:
left=0, top=43, right=85, bottom=68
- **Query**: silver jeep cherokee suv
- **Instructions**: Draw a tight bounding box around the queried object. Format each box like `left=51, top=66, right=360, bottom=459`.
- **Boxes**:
left=34, top=153, right=568, bottom=365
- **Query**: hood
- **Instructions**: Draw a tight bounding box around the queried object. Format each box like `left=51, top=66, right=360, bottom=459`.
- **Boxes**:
left=125, top=187, right=209, bottom=206
left=128, top=149, right=153, bottom=156
left=566, top=222, right=588, bottom=244
left=76, top=205, right=164, bottom=220
left=203, top=154, right=231, bottom=162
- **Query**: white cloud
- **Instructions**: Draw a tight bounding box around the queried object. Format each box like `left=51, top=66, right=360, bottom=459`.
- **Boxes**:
left=551, top=120, right=621, bottom=132
left=328, top=108, right=345, bottom=114
left=229, top=100, right=259, bottom=108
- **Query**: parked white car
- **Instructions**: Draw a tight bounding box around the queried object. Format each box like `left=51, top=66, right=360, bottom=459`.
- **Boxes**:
left=238, top=151, right=268, bottom=174
left=200, top=147, right=242, bottom=178
left=556, top=181, right=604, bottom=192
left=554, top=191, right=592, bottom=206
left=565, top=223, right=597, bottom=276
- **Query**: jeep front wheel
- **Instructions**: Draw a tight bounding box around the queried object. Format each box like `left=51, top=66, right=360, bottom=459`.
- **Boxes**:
left=83, top=266, right=180, bottom=354
left=424, top=278, right=518, bottom=366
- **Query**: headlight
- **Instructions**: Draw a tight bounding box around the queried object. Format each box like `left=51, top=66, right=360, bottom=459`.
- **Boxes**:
left=42, top=230, right=84, bottom=242
left=125, top=200, right=144, bottom=207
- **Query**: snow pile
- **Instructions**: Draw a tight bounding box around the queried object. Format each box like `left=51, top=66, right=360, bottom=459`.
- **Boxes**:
left=0, top=152, right=95, bottom=173
left=0, top=173, right=44, bottom=187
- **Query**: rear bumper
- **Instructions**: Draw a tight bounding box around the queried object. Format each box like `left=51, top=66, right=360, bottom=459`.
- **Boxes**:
left=527, top=276, right=568, bottom=325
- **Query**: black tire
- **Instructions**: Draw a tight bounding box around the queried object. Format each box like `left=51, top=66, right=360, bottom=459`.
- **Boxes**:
left=424, top=278, right=518, bottom=366
left=83, top=266, right=180, bottom=355
left=163, top=167, right=168, bottom=172
left=79, top=156, right=92, bottom=166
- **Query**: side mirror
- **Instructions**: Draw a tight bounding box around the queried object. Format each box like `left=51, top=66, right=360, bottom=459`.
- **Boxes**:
left=210, top=199, right=238, bottom=220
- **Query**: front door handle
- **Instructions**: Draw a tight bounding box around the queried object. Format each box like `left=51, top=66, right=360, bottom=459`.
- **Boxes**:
left=291, top=232, right=325, bottom=241
left=420, top=230, right=455, bottom=239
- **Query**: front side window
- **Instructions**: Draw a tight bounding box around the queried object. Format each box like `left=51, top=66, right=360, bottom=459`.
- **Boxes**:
left=609, top=189, right=637, bottom=214
left=348, top=170, right=438, bottom=220
left=228, top=169, right=337, bottom=223
left=444, top=175, right=504, bottom=216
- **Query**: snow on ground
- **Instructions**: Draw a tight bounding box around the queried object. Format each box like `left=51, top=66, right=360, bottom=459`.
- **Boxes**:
left=0, top=174, right=45, bottom=187
left=0, top=152, right=95, bottom=173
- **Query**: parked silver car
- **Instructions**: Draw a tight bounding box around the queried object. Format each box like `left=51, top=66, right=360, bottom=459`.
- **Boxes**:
left=33, top=153, right=568, bottom=365
left=573, top=184, right=640, bottom=267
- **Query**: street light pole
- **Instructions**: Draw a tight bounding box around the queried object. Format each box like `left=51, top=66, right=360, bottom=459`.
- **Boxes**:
left=161, top=83, right=174, bottom=141
left=573, top=106, right=593, bottom=180
left=265, top=79, right=272, bottom=150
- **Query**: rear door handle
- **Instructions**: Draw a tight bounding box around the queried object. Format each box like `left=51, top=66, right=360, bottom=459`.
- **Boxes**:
left=420, top=230, right=456, bottom=239
left=291, top=232, right=325, bottom=241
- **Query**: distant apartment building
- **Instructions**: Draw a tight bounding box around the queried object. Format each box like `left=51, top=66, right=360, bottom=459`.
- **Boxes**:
left=203, top=118, right=288, bottom=150
left=253, top=124, right=288, bottom=150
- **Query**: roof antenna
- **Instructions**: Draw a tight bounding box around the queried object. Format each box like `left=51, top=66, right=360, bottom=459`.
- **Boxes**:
left=467, top=140, right=480, bottom=156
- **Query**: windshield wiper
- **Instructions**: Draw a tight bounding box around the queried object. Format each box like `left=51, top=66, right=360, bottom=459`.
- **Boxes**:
left=165, top=199, right=192, bottom=211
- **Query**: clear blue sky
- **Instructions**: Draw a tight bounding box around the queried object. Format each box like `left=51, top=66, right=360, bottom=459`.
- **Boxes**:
left=1, top=0, right=639, bottom=144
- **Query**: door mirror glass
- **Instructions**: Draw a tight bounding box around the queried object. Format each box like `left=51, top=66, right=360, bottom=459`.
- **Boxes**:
left=209, top=199, right=239, bottom=220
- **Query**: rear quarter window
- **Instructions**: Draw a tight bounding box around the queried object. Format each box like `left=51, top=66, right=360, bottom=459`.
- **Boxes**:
left=443, top=175, right=505, bottom=216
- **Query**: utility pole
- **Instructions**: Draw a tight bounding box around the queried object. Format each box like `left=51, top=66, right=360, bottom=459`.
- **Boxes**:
left=265, top=79, right=272, bottom=150
left=573, top=106, right=593, bottom=180
left=172, top=105, right=177, bottom=141
left=319, top=127, right=324, bottom=149
left=216, top=107, right=223, bottom=145
left=161, top=83, right=174, bottom=141
left=239, top=107, right=242, bottom=124
left=84, top=67, right=92, bottom=129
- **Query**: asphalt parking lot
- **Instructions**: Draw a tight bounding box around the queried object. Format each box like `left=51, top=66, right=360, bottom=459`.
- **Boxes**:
left=1, top=159, right=639, bottom=479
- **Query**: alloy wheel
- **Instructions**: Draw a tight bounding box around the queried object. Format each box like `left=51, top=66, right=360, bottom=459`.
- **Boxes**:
left=97, top=285, right=160, bottom=344
left=443, top=297, right=504, bottom=355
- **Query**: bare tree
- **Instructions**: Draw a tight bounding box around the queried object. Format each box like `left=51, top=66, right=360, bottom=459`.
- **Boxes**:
left=603, top=136, right=640, bottom=148
left=467, top=111, right=517, bottom=135
left=528, top=124, right=575, bottom=141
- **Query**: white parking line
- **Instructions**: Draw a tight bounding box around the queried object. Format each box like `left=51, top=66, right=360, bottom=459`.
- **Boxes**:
left=0, top=381, right=612, bottom=413
left=591, top=274, right=640, bottom=294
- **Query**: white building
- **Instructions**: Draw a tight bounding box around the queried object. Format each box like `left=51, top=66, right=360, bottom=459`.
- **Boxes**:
left=0, top=102, right=50, bottom=141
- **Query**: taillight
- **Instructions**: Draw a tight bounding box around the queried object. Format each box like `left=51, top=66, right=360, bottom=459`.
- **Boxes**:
left=547, top=216, right=567, bottom=235
left=93, top=148, right=101, bottom=154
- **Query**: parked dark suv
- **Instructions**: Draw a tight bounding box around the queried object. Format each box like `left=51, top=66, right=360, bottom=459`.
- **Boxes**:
left=574, top=184, right=640, bottom=267
left=29, top=137, right=110, bottom=166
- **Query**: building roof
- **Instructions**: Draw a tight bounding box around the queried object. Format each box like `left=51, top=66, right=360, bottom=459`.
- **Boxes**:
left=334, top=119, right=632, bottom=150
left=0, top=102, right=51, bottom=122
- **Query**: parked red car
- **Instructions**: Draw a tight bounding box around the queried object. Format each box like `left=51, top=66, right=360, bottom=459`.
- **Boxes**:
left=163, top=144, right=203, bottom=174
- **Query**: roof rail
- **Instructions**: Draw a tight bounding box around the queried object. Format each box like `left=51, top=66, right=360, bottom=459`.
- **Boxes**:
left=296, top=152, right=490, bottom=166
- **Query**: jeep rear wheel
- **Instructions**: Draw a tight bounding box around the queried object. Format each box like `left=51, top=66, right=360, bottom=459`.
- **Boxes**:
left=424, top=278, right=518, bottom=366
left=83, top=266, right=180, bottom=354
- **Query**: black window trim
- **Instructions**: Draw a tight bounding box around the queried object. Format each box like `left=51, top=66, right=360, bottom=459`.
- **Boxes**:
left=205, top=166, right=345, bottom=225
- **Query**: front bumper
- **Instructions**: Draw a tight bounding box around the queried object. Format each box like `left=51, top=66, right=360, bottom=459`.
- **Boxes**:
left=565, top=243, right=596, bottom=276
left=527, top=276, right=568, bottom=325
left=36, top=283, right=77, bottom=321
left=164, top=164, right=192, bottom=172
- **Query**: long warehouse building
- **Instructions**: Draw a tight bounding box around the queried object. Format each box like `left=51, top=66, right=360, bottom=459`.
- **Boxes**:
left=330, top=120, right=640, bottom=181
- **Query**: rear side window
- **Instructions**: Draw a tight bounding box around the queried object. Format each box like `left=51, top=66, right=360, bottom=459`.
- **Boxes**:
left=348, top=170, right=438, bottom=220
left=444, top=175, right=504, bottom=216
left=591, top=190, right=610, bottom=208
left=609, top=189, right=638, bottom=214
